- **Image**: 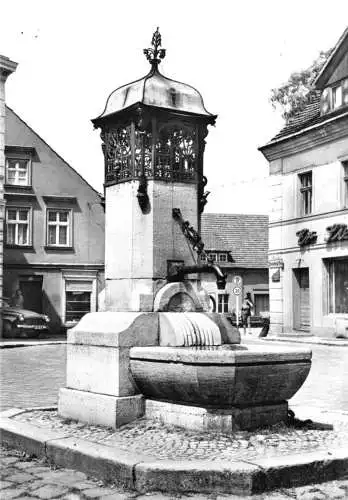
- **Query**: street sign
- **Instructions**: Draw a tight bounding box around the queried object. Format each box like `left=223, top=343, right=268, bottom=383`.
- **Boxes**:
left=233, top=286, right=242, bottom=296
left=233, top=275, right=242, bottom=286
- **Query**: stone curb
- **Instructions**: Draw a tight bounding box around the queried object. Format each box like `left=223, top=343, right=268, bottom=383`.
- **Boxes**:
left=0, top=340, right=67, bottom=349
left=263, top=337, right=348, bottom=347
left=1, top=414, right=348, bottom=495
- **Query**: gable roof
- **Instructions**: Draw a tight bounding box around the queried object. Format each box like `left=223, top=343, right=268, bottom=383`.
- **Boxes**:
left=261, top=26, right=348, bottom=147
left=314, top=27, right=348, bottom=89
left=5, top=106, right=102, bottom=198
left=270, top=91, right=322, bottom=141
left=201, top=213, right=269, bottom=268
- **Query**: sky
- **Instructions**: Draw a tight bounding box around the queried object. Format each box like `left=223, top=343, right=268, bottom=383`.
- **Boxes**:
left=1, top=0, right=348, bottom=215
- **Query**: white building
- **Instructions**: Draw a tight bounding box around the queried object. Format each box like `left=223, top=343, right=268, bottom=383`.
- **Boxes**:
left=260, top=27, right=348, bottom=338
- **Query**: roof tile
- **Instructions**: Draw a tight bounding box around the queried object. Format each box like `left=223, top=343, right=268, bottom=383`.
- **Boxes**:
left=201, top=213, right=269, bottom=268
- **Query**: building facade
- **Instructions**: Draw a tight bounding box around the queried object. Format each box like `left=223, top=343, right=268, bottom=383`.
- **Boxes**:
left=4, top=107, right=105, bottom=332
left=0, top=56, right=17, bottom=332
left=200, top=213, right=269, bottom=316
left=260, top=27, right=348, bottom=338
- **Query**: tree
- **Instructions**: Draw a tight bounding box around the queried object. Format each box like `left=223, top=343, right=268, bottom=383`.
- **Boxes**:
left=270, top=49, right=332, bottom=121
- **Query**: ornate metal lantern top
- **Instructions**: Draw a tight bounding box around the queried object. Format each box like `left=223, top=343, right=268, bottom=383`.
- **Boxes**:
left=94, top=28, right=215, bottom=122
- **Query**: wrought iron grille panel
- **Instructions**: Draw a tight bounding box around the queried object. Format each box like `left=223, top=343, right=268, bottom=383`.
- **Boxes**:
left=155, top=127, right=197, bottom=181
left=134, top=130, right=153, bottom=178
left=101, top=124, right=198, bottom=184
left=102, top=127, right=132, bottom=184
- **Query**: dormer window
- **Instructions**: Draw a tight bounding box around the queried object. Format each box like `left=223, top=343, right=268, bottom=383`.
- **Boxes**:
left=6, top=158, right=30, bottom=186
left=332, top=85, right=342, bottom=109
left=321, top=78, right=348, bottom=115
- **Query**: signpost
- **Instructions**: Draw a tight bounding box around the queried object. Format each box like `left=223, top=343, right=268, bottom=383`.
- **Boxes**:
left=233, top=276, right=242, bottom=328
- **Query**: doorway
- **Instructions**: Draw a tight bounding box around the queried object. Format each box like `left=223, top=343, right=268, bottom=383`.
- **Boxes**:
left=19, top=276, right=43, bottom=313
left=293, top=268, right=310, bottom=331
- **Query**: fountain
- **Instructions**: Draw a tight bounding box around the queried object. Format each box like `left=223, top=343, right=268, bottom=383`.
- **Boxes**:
left=58, top=29, right=311, bottom=432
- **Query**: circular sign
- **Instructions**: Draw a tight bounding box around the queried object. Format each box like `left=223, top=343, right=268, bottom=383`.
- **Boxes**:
left=233, top=276, right=242, bottom=286
left=233, top=286, right=242, bottom=296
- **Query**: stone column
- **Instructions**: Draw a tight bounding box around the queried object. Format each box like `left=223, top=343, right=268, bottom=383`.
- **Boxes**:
left=0, top=56, right=17, bottom=332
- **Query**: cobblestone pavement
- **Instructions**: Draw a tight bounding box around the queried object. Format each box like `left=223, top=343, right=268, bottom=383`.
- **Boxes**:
left=1, top=445, right=348, bottom=499
left=14, top=410, right=348, bottom=463
left=0, top=345, right=66, bottom=411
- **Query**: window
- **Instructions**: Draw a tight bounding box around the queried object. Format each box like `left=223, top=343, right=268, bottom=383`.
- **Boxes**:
left=219, top=253, right=227, bottom=262
left=218, top=293, right=229, bottom=313
left=299, top=171, right=312, bottom=216
left=332, top=85, right=343, bottom=109
left=6, top=158, right=30, bottom=186
left=47, top=209, right=71, bottom=247
left=343, top=161, right=348, bottom=206
left=254, top=293, right=269, bottom=315
left=6, top=207, right=31, bottom=246
left=209, top=253, right=217, bottom=262
left=65, top=291, right=91, bottom=323
left=328, top=259, right=348, bottom=314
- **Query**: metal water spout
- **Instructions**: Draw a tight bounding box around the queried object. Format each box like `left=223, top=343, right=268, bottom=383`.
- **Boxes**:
left=167, top=262, right=226, bottom=290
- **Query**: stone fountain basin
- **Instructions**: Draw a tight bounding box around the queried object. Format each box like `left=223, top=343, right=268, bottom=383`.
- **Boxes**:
left=129, top=344, right=312, bottom=407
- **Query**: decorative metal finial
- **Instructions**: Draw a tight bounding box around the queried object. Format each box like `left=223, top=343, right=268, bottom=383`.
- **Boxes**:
left=143, top=27, right=166, bottom=67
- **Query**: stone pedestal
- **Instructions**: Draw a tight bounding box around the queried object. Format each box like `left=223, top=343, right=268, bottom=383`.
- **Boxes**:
left=58, top=312, right=159, bottom=428
left=59, top=389, right=144, bottom=428
left=146, top=400, right=288, bottom=432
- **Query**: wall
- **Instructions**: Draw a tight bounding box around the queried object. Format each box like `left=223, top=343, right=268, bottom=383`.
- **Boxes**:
left=268, top=130, right=348, bottom=337
left=3, top=107, right=105, bottom=331
left=0, top=57, right=17, bottom=333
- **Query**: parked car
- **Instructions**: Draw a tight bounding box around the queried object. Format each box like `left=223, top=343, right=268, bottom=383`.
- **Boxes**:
left=0, top=298, right=50, bottom=339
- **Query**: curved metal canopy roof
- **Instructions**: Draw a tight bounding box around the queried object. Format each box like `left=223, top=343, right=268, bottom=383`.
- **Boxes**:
left=95, top=29, right=215, bottom=121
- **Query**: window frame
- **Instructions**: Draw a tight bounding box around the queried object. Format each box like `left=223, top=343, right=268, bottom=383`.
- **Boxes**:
left=5, top=156, right=31, bottom=187
left=327, top=258, right=348, bottom=315
left=217, top=293, right=229, bottom=313
left=343, top=160, right=348, bottom=208
left=5, top=206, right=32, bottom=247
left=46, top=208, right=72, bottom=248
left=62, top=275, right=97, bottom=326
left=332, top=84, right=343, bottom=110
left=298, top=170, right=313, bottom=216
left=218, top=253, right=228, bottom=263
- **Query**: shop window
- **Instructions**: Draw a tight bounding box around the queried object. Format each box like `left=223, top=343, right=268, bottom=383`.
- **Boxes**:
left=47, top=209, right=71, bottom=247
left=299, top=171, right=312, bottom=216
left=6, top=158, right=30, bottom=186
left=65, top=280, right=93, bottom=323
left=328, top=259, right=348, bottom=314
left=218, top=293, right=229, bottom=313
left=254, top=293, right=269, bottom=315
left=6, top=207, right=31, bottom=246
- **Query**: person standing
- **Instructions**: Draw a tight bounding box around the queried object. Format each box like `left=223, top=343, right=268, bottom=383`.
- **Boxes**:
left=11, top=289, right=24, bottom=308
left=241, top=292, right=254, bottom=335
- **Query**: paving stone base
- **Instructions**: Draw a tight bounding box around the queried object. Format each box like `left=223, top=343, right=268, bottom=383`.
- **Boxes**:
left=146, top=399, right=288, bottom=432
left=1, top=407, right=348, bottom=495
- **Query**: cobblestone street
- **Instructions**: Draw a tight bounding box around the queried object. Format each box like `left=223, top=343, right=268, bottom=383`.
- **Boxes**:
left=0, top=345, right=66, bottom=411
left=13, top=408, right=348, bottom=463
left=1, top=445, right=348, bottom=499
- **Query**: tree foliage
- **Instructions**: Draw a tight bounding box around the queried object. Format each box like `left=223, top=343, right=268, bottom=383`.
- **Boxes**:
left=270, top=49, right=333, bottom=121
